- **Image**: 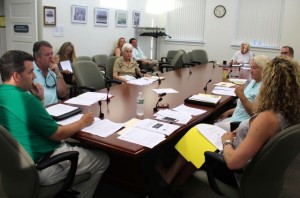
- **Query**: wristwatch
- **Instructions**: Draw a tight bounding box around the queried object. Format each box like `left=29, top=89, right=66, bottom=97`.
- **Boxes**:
left=223, top=139, right=233, bottom=147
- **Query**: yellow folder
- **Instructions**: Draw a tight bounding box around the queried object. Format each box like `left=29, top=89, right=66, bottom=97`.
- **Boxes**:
left=175, top=126, right=217, bottom=168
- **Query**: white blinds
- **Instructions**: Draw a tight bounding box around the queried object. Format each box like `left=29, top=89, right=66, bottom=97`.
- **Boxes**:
left=166, top=0, right=206, bottom=43
left=234, top=0, right=285, bottom=48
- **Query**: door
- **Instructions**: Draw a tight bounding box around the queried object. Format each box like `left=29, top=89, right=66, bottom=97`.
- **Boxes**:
left=5, top=0, right=37, bottom=54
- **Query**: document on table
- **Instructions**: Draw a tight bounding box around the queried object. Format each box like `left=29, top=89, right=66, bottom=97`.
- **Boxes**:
left=229, top=78, right=247, bottom=85
left=133, top=118, right=180, bottom=136
left=214, top=82, right=236, bottom=88
left=46, top=103, right=79, bottom=117
left=196, top=124, right=227, bottom=150
left=118, top=127, right=166, bottom=148
left=64, top=92, right=113, bottom=106
left=172, top=104, right=207, bottom=116
left=152, top=88, right=178, bottom=94
left=59, top=60, right=73, bottom=72
left=121, top=75, right=136, bottom=81
left=127, top=77, right=157, bottom=86
left=57, top=114, right=124, bottom=137
left=188, top=93, right=222, bottom=105
left=154, top=109, right=192, bottom=124
left=212, top=86, right=236, bottom=96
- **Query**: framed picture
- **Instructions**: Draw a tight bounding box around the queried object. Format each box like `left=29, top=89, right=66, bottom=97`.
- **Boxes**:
left=132, top=10, right=141, bottom=27
left=71, top=5, right=88, bottom=24
left=94, top=8, right=109, bottom=26
left=43, top=6, right=56, bottom=26
left=115, top=10, right=128, bottom=27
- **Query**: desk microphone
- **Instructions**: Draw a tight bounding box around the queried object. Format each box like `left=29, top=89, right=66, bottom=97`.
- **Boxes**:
left=135, top=68, right=142, bottom=79
left=209, top=61, right=216, bottom=68
left=156, top=73, right=161, bottom=84
left=106, top=86, right=110, bottom=102
left=153, top=97, right=163, bottom=112
left=227, top=69, right=233, bottom=78
left=158, top=92, right=166, bottom=97
left=98, top=100, right=104, bottom=119
left=203, top=79, right=212, bottom=94
left=187, top=65, right=192, bottom=74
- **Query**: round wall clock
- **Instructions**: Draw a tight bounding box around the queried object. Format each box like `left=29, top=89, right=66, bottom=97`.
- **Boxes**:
left=214, top=5, right=226, bottom=18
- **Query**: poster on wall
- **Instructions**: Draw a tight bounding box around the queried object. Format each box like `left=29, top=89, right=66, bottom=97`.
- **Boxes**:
left=94, top=8, right=109, bottom=26
left=71, top=5, right=88, bottom=24
left=132, top=10, right=141, bottom=27
left=115, top=10, right=128, bottom=27
left=43, top=6, right=56, bottom=26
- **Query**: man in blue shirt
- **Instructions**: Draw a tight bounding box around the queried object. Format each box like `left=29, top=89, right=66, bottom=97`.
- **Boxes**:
left=33, top=40, right=68, bottom=106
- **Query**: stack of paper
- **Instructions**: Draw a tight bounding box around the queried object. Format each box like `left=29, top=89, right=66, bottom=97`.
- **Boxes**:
left=212, top=86, right=236, bottom=96
left=172, top=104, right=207, bottom=116
left=214, top=82, right=236, bottom=88
left=46, top=103, right=81, bottom=120
left=154, top=109, right=192, bottom=124
left=229, top=78, right=247, bottom=85
left=127, top=77, right=157, bottom=86
left=187, top=93, right=222, bottom=105
left=57, top=114, right=124, bottom=137
left=118, top=118, right=180, bottom=148
left=64, top=92, right=112, bottom=106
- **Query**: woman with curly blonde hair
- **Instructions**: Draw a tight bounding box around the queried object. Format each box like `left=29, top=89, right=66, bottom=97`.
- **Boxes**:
left=157, top=55, right=300, bottom=192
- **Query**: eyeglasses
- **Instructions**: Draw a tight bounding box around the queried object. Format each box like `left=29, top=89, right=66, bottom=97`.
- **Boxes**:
left=45, top=72, right=56, bottom=88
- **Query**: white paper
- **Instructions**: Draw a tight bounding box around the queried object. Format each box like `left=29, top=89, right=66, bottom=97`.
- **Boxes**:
left=46, top=104, right=79, bottom=117
left=118, top=127, right=165, bottom=148
left=133, top=118, right=180, bottom=136
left=214, top=82, right=236, bottom=88
left=189, top=94, right=221, bottom=104
left=57, top=114, right=84, bottom=125
left=121, top=75, right=136, bottom=81
left=64, top=92, right=111, bottom=106
left=82, top=119, right=124, bottom=137
left=229, top=78, right=247, bottom=84
left=152, top=88, right=179, bottom=94
left=172, top=104, right=207, bottom=116
left=60, top=60, right=73, bottom=72
left=196, top=124, right=227, bottom=150
left=154, top=109, right=192, bottom=124
left=212, top=86, right=236, bottom=96
left=127, top=77, right=156, bottom=86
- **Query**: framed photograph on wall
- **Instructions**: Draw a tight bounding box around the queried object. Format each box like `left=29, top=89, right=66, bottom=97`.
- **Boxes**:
left=115, top=10, right=128, bottom=27
left=71, top=5, right=88, bottom=24
left=94, top=8, right=109, bottom=26
left=132, top=10, right=141, bottom=27
left=43, top=6, right=56, bottom=26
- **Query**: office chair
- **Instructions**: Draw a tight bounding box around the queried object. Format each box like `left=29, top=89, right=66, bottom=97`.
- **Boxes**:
left=182, top=51, right=196, bottom=68
left=193, top=123, right=300, bottom=198
left=191, top=49, right=209, bottom=65
left=159, top=50, right=184, bottom=73
left=0, top=125, right=91, bottom=198
left=160, top=50, right=178, bottom=64
left=72, top=61, right=120, bottom=93
left=92, top=54, right=108, bottom=73
left=76, top=56, right=92, bottom=62
left=105, top=56, right=122, bottom=86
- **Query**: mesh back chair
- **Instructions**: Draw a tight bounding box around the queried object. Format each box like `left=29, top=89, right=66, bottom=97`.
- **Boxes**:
left=159, top=50, right=184, bottom=73
left=92, top=54, right=108, bottom=72
left=0, top=125, right=91, bottom=198
left=193, top=123, right=300, bottom=198
left=191, top=49, right=209, bottom=64
left=76, top=56, right=92, bottom=62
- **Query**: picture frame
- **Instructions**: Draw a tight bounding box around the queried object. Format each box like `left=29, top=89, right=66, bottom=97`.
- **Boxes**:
left=132, top=10, right=141, bottom=27
left=43, top=6, right=56, bottom=26
left=94, top=8, right=109, bottom=26
left=115, top=10, right=128, bottom=27
left=71, top=5, right=88, bottom=24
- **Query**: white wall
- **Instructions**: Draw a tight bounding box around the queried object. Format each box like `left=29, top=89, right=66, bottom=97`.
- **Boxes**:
left=34, top=0, right=300, bottom=62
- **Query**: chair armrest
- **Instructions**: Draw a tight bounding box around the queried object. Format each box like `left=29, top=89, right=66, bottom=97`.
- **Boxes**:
left=191, top=61, right=201, bottom=65
left=160, top=57, right=167, bottom=62
left=105, top=77, right=122, bottom=86
left=230, top=122, right=241, bottom=131
left=159, top=65, right=175, bottom=73
left=77, top=86, right=96, bottom=92
left=36, top=151, right=79, bottom=197
left=182, top=63, right=195, bottom=67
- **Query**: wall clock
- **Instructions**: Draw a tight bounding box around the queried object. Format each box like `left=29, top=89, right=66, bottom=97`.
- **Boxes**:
left=214, top=5, right=226, bottom=18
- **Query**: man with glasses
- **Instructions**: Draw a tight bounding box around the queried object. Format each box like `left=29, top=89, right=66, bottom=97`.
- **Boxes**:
left=33, top=40, right=68, bottom=106
left=280, top=46, right=294, bottom=58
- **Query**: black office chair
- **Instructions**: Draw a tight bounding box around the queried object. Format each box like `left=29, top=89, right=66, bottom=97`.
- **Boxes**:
left=194, top=123, right=300, bottom=198
left=0, top=125, right=91, bottom=198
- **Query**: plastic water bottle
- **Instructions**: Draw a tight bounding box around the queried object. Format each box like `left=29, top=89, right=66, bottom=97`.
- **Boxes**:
left=136, top=92, right=144, bottom=116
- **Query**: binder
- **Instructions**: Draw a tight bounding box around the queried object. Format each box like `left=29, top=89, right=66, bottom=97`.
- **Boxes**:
left=46, top=104, right=82, bottom=121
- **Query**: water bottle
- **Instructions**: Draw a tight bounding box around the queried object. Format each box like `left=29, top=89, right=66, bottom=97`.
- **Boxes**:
left=136, top=92, right=144, bottom=116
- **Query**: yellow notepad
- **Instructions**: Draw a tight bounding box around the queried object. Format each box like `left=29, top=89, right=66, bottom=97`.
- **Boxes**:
left=175, top=126, right=217, bottom=168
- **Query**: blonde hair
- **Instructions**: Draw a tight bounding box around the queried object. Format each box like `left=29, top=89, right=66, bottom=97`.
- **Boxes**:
left=252, top=55, right=270, bottom=69
left=117, top=37, right=125, bottom=47
left=254, top=55, right=300, bottom=124
left=57, top=42, right=76, bottom=63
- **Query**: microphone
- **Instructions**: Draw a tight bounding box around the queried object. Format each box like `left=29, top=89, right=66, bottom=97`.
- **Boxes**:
left=209, top=61, right=216, bottom=68
left=98, top=100, right=104, bottom=119
left=135, top=68, right=142, bottom=79
left=187, top=65, right=192, bottom=74
left=158, top=92, right=166, bottom=97
left=203, top=79, right=212, bottom=94
left=153, top=97, right=163, bottom=112
left=106, top=86, right=110, bottom=102
left=227, top=69, right=233, bottom=78
left=156, top=73, right=161, bottom=84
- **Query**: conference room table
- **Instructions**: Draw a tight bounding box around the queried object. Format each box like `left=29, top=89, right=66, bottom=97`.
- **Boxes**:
left=72, top=63, right=250, bottom=192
